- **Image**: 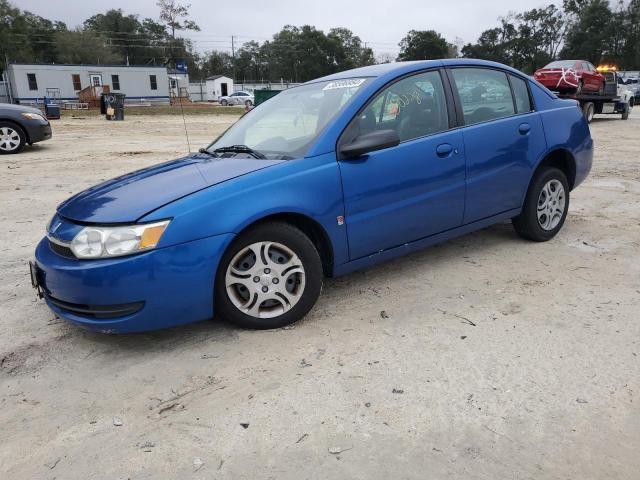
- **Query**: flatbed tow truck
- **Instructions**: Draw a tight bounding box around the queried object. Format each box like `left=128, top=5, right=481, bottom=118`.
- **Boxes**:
left=550, top=68, right=634, bottom=123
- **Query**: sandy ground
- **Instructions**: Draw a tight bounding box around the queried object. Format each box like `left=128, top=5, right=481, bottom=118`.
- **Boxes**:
left=0, top=109, right=639, bottom=479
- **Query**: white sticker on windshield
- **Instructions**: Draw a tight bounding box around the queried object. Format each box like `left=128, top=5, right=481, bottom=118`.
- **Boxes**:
left=323, top=78, right=366, bottom=90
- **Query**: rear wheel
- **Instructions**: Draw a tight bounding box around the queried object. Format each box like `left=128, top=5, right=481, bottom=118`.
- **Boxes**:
left=513, top=167, right=570, bottom=242
left=582, top=102, right=595, bottom=123
left=0, top=122, right=26, bottom=154
left=220, top=99, right=228, bottom=106
left=215, top=222, right=323, bottom=329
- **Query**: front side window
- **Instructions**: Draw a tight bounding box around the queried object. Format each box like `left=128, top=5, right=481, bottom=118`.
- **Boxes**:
left=452, top=68, right=515, bottom=125
left=149, top=75, right=158, bottom=90
left=509, top=75, right=533, bottom=113
left=349, top=70, right=449, bottom=143
left=112, top=75, right=120, bottom=90
left=27, top=73, right=38, bottom=91
left=208, top=78, right=369, bottom=159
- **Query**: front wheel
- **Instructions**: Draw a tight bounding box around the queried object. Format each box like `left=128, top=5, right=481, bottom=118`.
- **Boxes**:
left=0, top=122, right=26, bottom=154
left=215, top=222, right=323, bottom=329
left=621, top=102, right=630, bottom=120
left=512, top=167, right=570, bottom=242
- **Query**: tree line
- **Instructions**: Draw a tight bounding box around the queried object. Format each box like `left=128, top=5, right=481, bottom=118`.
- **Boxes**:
left=461, top=0, right=640, bottom=73
left=1, top=0, right=639, bottom=84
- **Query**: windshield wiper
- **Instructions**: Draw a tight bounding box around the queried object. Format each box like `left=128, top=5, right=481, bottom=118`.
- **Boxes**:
left=213, top=144, right=266, bottom=159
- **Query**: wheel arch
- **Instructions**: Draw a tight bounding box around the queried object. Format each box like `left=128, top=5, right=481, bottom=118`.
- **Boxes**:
left=533, top=148, right=577, bottom=190
left=231, top=212, right=335, bottom=278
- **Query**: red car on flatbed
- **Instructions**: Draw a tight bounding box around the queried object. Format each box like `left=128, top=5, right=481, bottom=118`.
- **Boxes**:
left=534, top=60, right=605, bottom=94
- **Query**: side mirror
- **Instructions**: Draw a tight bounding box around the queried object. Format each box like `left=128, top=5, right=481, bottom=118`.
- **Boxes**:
left=340, top=129, right=400, bottom=159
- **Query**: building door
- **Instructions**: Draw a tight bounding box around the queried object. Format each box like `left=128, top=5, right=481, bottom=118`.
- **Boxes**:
left=221, top=83, right=228, bottom=96
left=89, top=74, right=102, bottom=87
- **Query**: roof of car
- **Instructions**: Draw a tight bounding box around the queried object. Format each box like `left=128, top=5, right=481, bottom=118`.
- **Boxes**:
left=308, top=59, right=530, bottom=84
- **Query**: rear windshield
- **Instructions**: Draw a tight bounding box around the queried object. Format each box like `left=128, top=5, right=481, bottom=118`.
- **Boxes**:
left=543, top=61, right=577, bottom=69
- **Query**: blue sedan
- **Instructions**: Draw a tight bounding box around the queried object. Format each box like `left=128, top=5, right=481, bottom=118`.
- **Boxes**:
left=32, top=59, right=593, bottom=333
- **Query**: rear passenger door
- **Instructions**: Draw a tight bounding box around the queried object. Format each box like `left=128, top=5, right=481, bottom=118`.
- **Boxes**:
left=448, top=67, right=547, bottom=224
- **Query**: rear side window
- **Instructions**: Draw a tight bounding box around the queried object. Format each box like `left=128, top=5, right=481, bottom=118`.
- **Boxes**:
left=27, top=73, right=38, bottom=91
left=509, top=75, right=532, bottom=113
left=451, top=68, right=515, bottom=125
left=352, top=70, right=449, bottom=142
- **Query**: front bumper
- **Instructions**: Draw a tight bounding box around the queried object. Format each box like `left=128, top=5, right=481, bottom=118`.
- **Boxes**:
left=34, top=233, right=234, bottom=333
left=25, top=122, right=52, bottom=144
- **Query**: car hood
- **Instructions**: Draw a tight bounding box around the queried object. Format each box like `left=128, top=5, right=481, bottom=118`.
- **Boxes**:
left=1, top=103, right=45, bottom=115
left=57, top=154, right=285, bottom=223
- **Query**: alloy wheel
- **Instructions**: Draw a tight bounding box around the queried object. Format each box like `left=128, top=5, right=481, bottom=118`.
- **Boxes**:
left=0, top=127, right=21, bottom=152
left=225, top=241, right=306, bottom=318
left=537, top=179, right=566, bottom=230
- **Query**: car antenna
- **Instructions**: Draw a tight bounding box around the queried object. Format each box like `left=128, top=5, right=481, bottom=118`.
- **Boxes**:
left=177, top=89, right=191, bottom=153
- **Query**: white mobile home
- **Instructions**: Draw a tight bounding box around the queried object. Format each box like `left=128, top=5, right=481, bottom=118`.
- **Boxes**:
left=6, top=63, right=170, bottom=104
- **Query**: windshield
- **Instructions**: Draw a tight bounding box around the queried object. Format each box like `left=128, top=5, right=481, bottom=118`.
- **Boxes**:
left=543, top=60, right=577, bottom=69
left=207, top=78, right=370, bottom=159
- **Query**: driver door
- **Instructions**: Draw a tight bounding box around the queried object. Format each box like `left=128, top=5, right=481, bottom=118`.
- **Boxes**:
left=338, top=70, right=466, bottom=260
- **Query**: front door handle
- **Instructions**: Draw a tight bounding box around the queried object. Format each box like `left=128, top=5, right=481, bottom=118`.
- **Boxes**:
left=518, top=123, right=531, bottom=135
left=436, top=143, right=454, bottom=157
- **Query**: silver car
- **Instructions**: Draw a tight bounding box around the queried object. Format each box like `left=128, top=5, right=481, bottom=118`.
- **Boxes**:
left=219, top=91, right=254, bottom=106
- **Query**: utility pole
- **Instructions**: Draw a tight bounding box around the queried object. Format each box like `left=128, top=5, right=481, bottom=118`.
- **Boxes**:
left=231, top=35, right=236, bottom=81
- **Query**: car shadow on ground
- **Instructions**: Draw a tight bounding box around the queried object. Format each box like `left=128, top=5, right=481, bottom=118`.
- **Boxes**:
left=69, top=220, right=523, bottom=354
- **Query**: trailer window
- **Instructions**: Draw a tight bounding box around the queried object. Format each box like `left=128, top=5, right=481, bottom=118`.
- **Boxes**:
left=27, top=73, right=38, bottom=91
left=149, top=75, right=158, bottom=90
left=509, top=75, right=532, bottom=113
left=71, top=74, right=81, bottom=91
left=112, top=75, right=121, bottom=90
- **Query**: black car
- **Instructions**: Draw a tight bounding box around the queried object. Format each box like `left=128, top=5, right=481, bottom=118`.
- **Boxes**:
left=0, top=104, right=52, bottom=154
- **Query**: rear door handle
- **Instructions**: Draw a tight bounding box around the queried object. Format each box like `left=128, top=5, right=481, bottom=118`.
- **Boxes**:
left=436, top=143, right=454, bottom=157
left=518, top=123, right=531, bottom=135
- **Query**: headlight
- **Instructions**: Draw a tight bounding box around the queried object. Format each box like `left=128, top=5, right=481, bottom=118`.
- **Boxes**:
left=70, top=220, right=170, bottom=259
left=21, top=112, right=47, bottom=122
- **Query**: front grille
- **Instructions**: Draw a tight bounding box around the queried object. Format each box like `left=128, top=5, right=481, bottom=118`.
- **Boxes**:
left=48, top=239, right=75, bottom=259
left=45, top=295, right=144, bottom=319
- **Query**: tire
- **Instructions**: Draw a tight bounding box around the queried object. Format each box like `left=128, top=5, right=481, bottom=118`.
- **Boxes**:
left=582, top=102, right=595, bottom=123
left=512, top=167, right=570, bottom=242
left=215, top=221, right=323, bottom=329
left=0, top=121, right=26, bottom=154
left=220, top=99, right=228, bottom=106
left=245, top=100, right=253, bottom=107
left=621, top=102, right=630, bottom=120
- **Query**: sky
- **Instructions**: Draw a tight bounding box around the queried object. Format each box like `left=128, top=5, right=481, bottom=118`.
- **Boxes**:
left=16, top=0, right=549, bottom=56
